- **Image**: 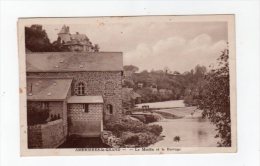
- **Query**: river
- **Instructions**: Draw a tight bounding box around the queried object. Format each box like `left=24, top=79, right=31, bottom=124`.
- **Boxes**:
left=137, top=100, right=186, bottom=108
left=139, top=100, right=220, bottom=147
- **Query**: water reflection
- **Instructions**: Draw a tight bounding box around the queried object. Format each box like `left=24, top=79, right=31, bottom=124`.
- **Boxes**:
left=150, top=114, right=219, bottom=147
left=138, top=100, right=220, bottom=147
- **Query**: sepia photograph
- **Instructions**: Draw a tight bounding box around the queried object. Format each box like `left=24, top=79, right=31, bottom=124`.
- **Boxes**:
left=18, top=15, right=236, bottom=155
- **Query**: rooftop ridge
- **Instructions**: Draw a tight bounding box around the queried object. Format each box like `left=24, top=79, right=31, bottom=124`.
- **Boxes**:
left=26, top=51, right=123, bottom=54
left=26, top=52, right=123, bottom=72
left=27, top=76, right=74, bottom=79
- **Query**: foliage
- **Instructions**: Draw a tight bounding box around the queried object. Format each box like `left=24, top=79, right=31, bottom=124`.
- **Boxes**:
left=92, top=44, right=100, bottom=52
left=105, top=117, right=162, bottom=137
left=135, top=87, right=175, bottom=103
left=183, top=65, right=207, bottom=106
left=27, top=107, right=50, bottom=125
left=147, top=124, right=163, bottom=136
left=50, top=114, right=61, bottom=121
left=123, top=65, right=139, bottom=72
left=105, top=117, right=162, bottom=147
left=25, top=25, right=53, bottom=52
left=153, top=111, right=182, bottom=119
left=197, top=49, right=231, bottom=147
left=130, top=115, right=147, bottom=123
left=129, top=65, right=208, bottom=103
left=144, top=115, right=159, bottom=124
left=120, top=131, right=158, bottom=147
left=51, top=36, right=70, bottom=52
left=131, top=114, right=159, bottom=124
left=182, top=49, right=231, bottom=146
left=25, top=24, right=99, bottom=52
left=122, top=80, right=135, bottom=88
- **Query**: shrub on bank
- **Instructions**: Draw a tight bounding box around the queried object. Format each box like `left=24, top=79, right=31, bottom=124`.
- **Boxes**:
left=104, top=117, right=163, bottom=147
left=105, top=117, right=162, bottom=136
left=131, top=115, right=146, bottom=123
left=27, top=107, right=49, bottom=125
left=147, top=124, right=163, bottom=136
left=153, top=111, right=182, bottom=119
left=145, top=115, right=159, bottom=123
left=131, top=114, right=160, bottom=124
left=121, top=131, right=158, bottom=147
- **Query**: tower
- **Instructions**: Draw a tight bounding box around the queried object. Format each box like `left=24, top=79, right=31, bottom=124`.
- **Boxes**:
left=57, top=25, right=71, bottom=43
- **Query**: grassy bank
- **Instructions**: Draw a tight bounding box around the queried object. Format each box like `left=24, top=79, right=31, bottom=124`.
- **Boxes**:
left=153, top=111, right=183, bottom=119
left=104, top=117, right=163, bottom=148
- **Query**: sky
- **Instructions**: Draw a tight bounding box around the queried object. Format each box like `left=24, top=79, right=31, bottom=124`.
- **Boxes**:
left=42, top=20, right=228, bottom=73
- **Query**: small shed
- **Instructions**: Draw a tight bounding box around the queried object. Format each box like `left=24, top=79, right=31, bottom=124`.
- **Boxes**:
left=67, top=96, right=104, bottom=137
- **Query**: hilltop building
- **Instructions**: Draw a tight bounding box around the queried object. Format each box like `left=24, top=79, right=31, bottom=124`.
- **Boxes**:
left=57, top=25, right=99, bottom=52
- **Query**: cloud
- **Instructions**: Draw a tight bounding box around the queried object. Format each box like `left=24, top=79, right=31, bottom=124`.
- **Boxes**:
left=124, top=33, right=227, bottom=72
left=42, top=21, right=227, bottom=72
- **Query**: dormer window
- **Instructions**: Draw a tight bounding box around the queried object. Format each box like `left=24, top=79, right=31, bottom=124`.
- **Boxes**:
left=75, top=81, right=86, bottom=96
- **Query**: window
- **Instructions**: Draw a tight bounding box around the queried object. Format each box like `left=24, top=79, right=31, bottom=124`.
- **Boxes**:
left=75, top=81, right=85, bottom=95
left=107, top=104, right=113, bottom=114
left=83, top=104, right=89, bottom=113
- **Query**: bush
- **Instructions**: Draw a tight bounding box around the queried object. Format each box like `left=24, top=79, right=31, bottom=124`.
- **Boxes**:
left=131, top=114, right=160, bottom=124
left=145, top=115, right=159, bottom=123
left=105, top=117, right=163, bottom=144
left=184, top=95, right=199, bottom=106
left=121, top=132, right=139, bottom=145
left=105, top=118, right=145, bottom=136
left=136, top=132, right=158, bottom=146
left=154, top=111, right=181, bottom=119
left=131, top=115, right=146, bottom=123
left=121, top=131, right=158, bottom=147
left=147, top=125, right=163, bottom=136
left=27, top=107, right=49, bottom=125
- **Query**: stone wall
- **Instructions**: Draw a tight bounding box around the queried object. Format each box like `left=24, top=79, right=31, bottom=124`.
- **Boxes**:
left=28, top=119, right=65, bottom=148
left=28, top=125, right=42, bottom=148
left=63, top=86, right=71, bottom=137
left=68, top=103, right=103, bottom=137
left=27, top=71, right=123, bottom=121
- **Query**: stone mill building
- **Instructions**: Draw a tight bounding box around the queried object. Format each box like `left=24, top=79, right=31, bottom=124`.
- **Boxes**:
left=26, top=26, right=123, bottom=148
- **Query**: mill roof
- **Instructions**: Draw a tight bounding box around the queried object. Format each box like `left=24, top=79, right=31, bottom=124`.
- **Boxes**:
left=26, top=52, right=123, bottom=72
left=27, top=78, right=72, bottom=101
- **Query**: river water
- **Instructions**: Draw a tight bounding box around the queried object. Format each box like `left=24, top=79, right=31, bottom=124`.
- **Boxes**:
left=141, top=100, right=220, bottom=147
left=137, top=100, right=186, bottom=108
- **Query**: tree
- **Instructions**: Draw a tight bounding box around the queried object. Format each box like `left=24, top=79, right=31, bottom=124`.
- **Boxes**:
left=163, top=66, right=170, bottom=74
left=183, top=65, right=207, bottom=106
left=173, top=71, right=180, bottom=75
left=25, top=24, right=53, bottom=52
left=51, top=36, right=69, bottom=52
left=123, top=65, right=139, bottom=73
left=123, top=80, right=135, bottom=88
left=198, top=48, right=231, bottom=147
left=93, top=44, right=100, bottom=52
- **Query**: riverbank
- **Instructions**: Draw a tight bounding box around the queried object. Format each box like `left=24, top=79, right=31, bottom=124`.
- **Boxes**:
left=144, top=101, right=219, bottom=147
left=150, top=117, right=219, bottom=147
